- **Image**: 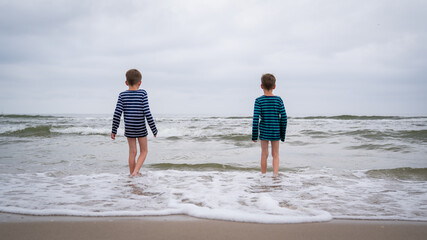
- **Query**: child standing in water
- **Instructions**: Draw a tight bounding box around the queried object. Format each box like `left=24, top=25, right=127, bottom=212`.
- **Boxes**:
left=111, top=69, right=158, bottom=176
left=252, top=73, right=287, bottom=176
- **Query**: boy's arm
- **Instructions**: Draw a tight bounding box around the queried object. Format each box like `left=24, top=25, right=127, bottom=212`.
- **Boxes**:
left=112, top=94, right=123, bottom=137
left=142, top=93, right=158, bottom=136
left=252, top=99, right=261, bottom=142
left=280, top=99, right=287, bottom=142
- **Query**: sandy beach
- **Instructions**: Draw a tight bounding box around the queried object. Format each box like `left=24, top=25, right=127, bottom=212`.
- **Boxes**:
left=1, top=213, right=426, bottom=240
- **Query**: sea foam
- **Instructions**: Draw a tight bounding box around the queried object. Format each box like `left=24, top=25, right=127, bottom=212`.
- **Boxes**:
left=0, top=171, right=333, bottom=223
left=1, top=114, right=426, bottom=223
left=1, top=168, right=426, bottom=223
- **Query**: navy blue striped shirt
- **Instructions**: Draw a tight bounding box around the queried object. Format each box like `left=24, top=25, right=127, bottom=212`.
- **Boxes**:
left=112, top=89, right=158, bottom=138
left=252, top=95, right=287, bottom=142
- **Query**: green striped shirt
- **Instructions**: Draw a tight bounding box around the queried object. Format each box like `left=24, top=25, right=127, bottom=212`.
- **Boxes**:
left=252, top=95, right=287, bottom=142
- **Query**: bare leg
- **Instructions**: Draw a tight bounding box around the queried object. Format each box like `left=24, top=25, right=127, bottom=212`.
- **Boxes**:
left=127, top=138, right=137, bottom=174
left=260, top=140, right=269, bottom=174
left=271, top=140, right=280, bottom=176
left=132, top=137, right=148, bottom=176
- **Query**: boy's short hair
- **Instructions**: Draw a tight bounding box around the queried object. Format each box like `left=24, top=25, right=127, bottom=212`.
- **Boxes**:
left=126, top=69, right=142, bottom=86
left=261, top=73, right=276, bottom=90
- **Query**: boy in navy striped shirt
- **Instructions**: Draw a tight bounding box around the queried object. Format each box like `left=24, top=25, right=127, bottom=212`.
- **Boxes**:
left=111, top=69, right=158, bottom=176
left=252, top=73, right=287, bottom=176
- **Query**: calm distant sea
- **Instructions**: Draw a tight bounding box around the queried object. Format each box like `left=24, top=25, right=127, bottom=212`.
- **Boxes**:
left=0, top=114, right=426, bottom=223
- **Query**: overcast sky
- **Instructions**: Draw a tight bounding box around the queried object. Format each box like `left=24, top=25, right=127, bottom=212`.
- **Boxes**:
left=0, top=0, right=426, bottom=116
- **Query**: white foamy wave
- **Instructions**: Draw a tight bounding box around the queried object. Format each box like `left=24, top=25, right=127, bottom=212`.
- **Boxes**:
left=0, top=171, right=332, bottom=223
left=0, top=124, right=27, bottom=134
left=2, top=168, right=426, bottom=222
left=51, top=127, right=112, bottom=135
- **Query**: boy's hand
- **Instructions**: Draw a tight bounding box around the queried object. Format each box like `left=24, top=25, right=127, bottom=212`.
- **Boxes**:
left=253, top=140, right=257, bottom=143
left=154, top=135, right=157, bottom=138
left=111, top=133, right=116, bottom=140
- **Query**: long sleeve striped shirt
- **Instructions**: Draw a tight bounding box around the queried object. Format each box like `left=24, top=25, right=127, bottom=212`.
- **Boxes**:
left=252, top=95, right=287, bottom=142
left=112, top=89, right=158, bottom=138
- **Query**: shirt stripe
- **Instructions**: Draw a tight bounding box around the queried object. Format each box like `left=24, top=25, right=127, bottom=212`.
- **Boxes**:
left=112, top=89, right=158, bottom=138
left=252, top=95, right=287, bottom=142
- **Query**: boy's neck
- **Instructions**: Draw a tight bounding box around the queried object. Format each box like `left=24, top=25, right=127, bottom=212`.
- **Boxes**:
left=128, top=86, right=139, bottom=91
left=263, top=89, right=274, bottom=96
left=126, top=81, right=141, bottom=91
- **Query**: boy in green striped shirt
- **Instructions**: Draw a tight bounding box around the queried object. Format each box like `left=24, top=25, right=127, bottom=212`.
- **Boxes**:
left=252, top=73, right=287, bottom=176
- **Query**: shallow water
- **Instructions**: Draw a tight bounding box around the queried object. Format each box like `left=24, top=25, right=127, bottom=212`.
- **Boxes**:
left=0, top=114, right=426, bottom=223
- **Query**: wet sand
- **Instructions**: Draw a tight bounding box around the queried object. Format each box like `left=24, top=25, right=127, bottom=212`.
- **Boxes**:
left=1, top=213, right=426, bottom=240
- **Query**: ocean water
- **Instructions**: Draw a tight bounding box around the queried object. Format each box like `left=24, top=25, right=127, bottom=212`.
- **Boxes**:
left=0, top=114, right=426, bottom=223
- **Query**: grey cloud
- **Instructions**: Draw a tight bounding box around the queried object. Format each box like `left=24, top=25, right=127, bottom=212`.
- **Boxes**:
left=0, top=0, right=426, bottom=115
